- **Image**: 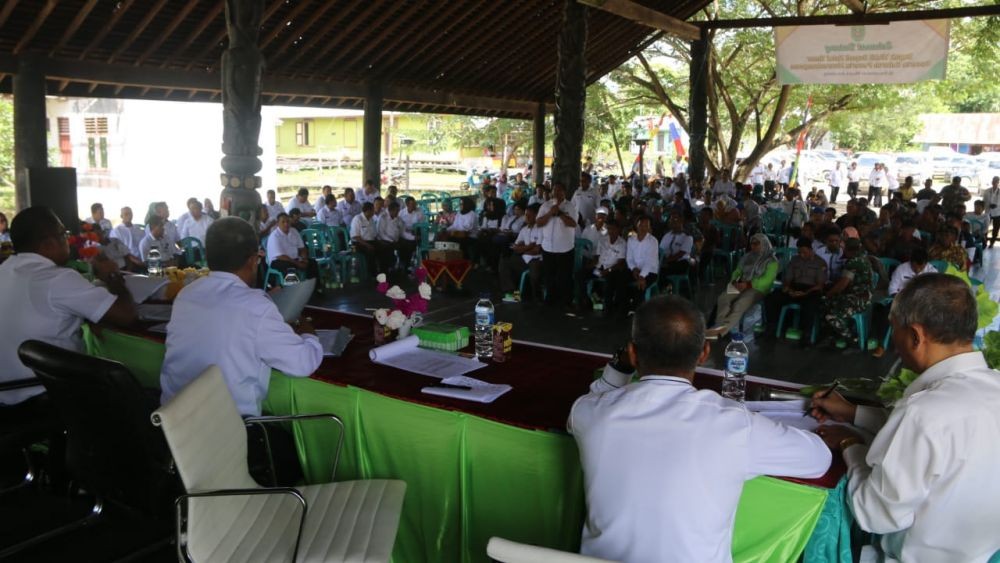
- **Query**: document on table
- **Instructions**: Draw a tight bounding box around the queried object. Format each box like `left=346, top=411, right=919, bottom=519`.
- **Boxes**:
left=421, top=376, right=512, bottom=404
left=316, top=327, right=353, bottom=357
left=369, top=335, right=486, bottom=378
left=746, top=400, right=819, bottom=431
left=124, top=275, right=169, bottom=304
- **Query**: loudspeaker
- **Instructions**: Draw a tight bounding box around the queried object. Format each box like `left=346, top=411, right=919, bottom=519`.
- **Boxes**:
left=26, top=167, right=79, bottom=234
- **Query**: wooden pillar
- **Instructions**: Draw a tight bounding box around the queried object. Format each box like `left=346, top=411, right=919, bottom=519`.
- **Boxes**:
left=13, top=55, right=48, bottom=211
left=551, top=0, right=588, bottom=195
left=363, top=82, right=383, bottom=189
left=532, top=102, right=546, bottom=186
left=218, top=0, right=264, bottom=220
left=687, top=33, right=709, bottom=185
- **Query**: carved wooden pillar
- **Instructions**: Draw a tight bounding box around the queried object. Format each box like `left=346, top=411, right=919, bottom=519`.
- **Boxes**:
left=363, top=82, right=383, bottom=189
left=219, top=0, right=264, bottom=220
left=551, top=0, right=588, bottom=195
left=13, top=55, right=48, bottom=211
left=532, top=102, right=546, bottom=186
left=688, top=33, right=709, bottom=186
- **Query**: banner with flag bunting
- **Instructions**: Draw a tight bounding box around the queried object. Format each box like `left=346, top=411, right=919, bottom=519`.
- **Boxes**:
left=789, top=96, right=813, bottom=189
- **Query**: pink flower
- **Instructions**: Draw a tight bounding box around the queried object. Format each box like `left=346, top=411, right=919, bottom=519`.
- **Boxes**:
left=376, top=281, right=389, bottom=294
left=414, top=268, right=427, bottom=283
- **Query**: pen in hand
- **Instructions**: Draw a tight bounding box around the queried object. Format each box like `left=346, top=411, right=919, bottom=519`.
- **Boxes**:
left=805, top=380, right=840, bottom=417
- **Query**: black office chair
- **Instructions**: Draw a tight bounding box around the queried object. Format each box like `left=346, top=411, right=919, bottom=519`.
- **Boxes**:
left=3, top=340, right=180, bottom=558
left=0, top=377, right=62, bottom=494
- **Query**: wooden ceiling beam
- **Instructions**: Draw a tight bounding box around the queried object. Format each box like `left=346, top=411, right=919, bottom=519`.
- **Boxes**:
left=704, top=4, right=1000, bottom=28
left=162, top=1, right=223, bottom=68
left=315, top=1, right=407, bottom=73
left=109, top=0, right=171, bottom=63
left=13, top=0, right=57, bottom=54
left=269, top=0, right=338, bottom=59
left=301, top=1, right=385, bottom=80
left=0, top=0, right=18, bottom=30
left=282, top=2, right=359, bottom=74
left=417, top=0, right=526, bottom=80
left=78, top=0, right=136, bottom=60
left=186, top=0, right=286, bottom=71
left=370, top=1, right=470, bottom=74
left=259, top=0, right=315, bottom=50
left=461, top=4, right=561, bottom=91
left=48, top=0, right=98, bottom=56
left=577, top=0, right=701, bottom=41
left=136, top=0, right=201, bottom=65
left=339, top=0, right=428, bottom=69
left=386, top=0, right=507, bottom=78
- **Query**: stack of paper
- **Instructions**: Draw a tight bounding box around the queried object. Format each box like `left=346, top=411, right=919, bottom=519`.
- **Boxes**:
left=746, top=400, right=819, bottom=431
left=421, top=376, right=512, bottom=404
left=369, top=336, right=485, bottom=378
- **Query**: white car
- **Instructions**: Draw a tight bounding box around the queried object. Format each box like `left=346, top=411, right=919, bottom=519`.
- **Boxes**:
left=976, top=154, right=1000, bottom=188
left=892, top=153, right=934, bottom=184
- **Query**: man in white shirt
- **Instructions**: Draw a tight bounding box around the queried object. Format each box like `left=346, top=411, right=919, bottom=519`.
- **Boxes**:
left=764, top=163, right=778, bottom=199
left=578, top=219, right=626, bottom=310
left=178, top=198, right=214, bottom=246
left=0, top=207, right=137, bottom=407
left=571, top=172, right=599, bottom=228
left=672, top=155, right=687, bottom=177
left=139, top=216, right=179, bottom=267
left=349, top=202, right=378, bottom=277
left=711, top=170, right=736, bottom=201
left=815, top=226, right=845, bottom=282
left=750, top=163, right=766, bottom=197
left=536, top=183, right=579, bottom=307
left=659, top=215, right=694, bottom=276
left=884, top=164, right=899, bottom=199
left=580, top=207, right=608, bottom=259
left=285, top=188, right=316, bottom=217
left=812, top=274, right=1000, bottom=562
left=499, top=204, right=544, bottom=301
left=264, top=189, right=285, bottom=224
left=375, top=200, right=412, bottom=274
left=828, top=161, right=844, bottom=204
left=398, top=197, right=425, bottom=242
left=607, top=215, right=658, bottom=313
left=313, top=185, right=333, bottom=211
left=316, top=194, right=344, bottom=227
left=777, top=160, right=792, bottom=190
left=110, top=206, right=145, bottom=258
left=868, top=163, right=887, bottom=207
left=887, top=247, right=937, bottom=296
left=161, top=217, right=322, bottom=485
left=152, top=202, right=182, bottom=259
left=846, top=162, right=860, bottom=200
left=266, top=213, right=309, bottom=275
left=356, top=179, right=380, bottom=206
left=983, top=175, right=1000, bottom=247
left=571, top=296, right=830, bottom=563
left=337, top=188, right=363, bottom=229
left=84, top=202, right=113, bottom=234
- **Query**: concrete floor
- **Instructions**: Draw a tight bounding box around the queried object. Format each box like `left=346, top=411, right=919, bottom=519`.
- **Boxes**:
left=310, top=247, right=1000, bottom=388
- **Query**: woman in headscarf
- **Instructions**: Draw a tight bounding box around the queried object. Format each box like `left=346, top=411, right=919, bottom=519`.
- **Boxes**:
left=706, top=232, right=779, bottom=338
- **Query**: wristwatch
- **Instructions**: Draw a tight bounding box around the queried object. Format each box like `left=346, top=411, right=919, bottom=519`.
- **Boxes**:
left=839, top=436, right=862, bottom=451
left=610, top=345, right=634, bottom=374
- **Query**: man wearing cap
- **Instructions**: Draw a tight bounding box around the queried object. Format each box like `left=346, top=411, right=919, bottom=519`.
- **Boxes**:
left=580, top=207, right=609, bottom=259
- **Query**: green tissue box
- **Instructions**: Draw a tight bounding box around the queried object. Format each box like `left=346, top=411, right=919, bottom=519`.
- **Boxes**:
left=413, top=323, right=470, bottom=352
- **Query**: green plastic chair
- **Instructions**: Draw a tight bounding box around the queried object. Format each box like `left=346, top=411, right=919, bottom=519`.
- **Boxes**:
left=878, top=257, right=901, bottom=278
left=330, top=226, right=368, bottom=284
left=300, top=228, right=335, bottom=286
left=179, top=237, right=207, bottom=268
left=929, top=259, right=948, bottom=274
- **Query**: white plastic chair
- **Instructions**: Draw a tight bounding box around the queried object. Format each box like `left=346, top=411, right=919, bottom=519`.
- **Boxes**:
left=486, top=537, right=619, bottom=563
left=152, top=366, right=405, bottom=562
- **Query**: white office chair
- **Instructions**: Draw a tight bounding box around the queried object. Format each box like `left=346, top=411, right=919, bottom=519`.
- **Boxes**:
left=486, top=537, right=619, bottom=563
left=152, top=366, right=406, bottom=563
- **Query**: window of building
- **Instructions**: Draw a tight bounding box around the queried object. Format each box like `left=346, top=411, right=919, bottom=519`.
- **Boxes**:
left=295, top=121, right=311, bottom=146
left=57, top=117, right=72, bottom=167
left=84, top=117, right=109, bottom=169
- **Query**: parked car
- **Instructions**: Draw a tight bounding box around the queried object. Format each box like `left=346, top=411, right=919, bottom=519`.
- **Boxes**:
left=892, top=153, right=934, bottom=184
left=930, top=152, right=958, bottom=180
left=851, top=152, right=893, bottom=188
left=976, top=153, right=1000, bottom=188
left=947, top=155, right=981, bottom=192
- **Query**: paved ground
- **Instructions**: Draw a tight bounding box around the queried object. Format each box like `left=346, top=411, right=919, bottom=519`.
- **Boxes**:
left=310, top=247, right=1000, bottom=388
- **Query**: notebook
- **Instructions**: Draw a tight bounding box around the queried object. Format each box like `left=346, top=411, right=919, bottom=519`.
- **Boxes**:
left=270, top=278, right=316, bottom=323
left=315, top=327, right=353, bottom=357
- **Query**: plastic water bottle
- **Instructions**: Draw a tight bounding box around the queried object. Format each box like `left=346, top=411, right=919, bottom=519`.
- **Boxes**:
left=723, top=332, right=749, bottom=402
left=146, top=248, right=161, bottom=277
left=349, top=255, right=360, bottom=283
left=283, top=271, right=300, bottom=285
left=474, top=293, right=495, bottom=360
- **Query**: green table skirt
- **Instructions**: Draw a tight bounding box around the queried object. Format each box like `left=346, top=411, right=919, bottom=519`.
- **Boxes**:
left=84, top=327, right=849, bottom=563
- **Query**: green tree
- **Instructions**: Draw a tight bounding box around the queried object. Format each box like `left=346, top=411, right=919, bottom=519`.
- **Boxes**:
left=0, top=96, right=13, bottom=187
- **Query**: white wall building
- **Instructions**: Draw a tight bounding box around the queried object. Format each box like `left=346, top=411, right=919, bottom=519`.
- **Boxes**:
left=46, top=97, right=278, bottom=224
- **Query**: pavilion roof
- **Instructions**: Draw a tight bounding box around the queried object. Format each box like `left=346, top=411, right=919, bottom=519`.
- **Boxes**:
left=0, top=0, right=710, bottom=119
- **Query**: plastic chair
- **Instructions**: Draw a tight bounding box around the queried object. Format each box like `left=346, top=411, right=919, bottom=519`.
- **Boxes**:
left=662, top=274, right=691, bottom=297
left=929, top=259, right=948, bottom=274
left=709, top=221, right=743, bottom=280
left=152, top=366, right=405, bottom=563
left=300, top=228, right=335, bottom=286
left=412, top=221, right=436, bottom=264
left=573, top=238, right=594, bottom=274
left=330, top=225, right=368, bottom=284
left=486, top=536, right=618, bottom=563
left=179, top=237, right=207, bottom=268
left=776, top=303, right=818, bottom=343
left=878, top=257, right=901, bottom=277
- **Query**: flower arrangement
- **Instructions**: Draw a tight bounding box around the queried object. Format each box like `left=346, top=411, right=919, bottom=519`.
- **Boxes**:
left=373, top=269, right=432, bottom=333
left=68, top=222, right=102, bottom=260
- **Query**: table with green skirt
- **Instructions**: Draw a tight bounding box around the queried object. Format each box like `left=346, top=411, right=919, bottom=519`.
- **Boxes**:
left=83, top=307, right=853, bottom=563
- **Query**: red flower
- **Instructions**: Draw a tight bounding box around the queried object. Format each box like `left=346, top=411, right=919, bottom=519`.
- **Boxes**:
left=78, top=246, right=101, bottom=259
left=80, top=222, right=93, bottom=232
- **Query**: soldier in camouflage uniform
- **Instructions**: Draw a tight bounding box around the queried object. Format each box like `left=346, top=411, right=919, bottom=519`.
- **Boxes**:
left=822, top=238, right=873, bottom=345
